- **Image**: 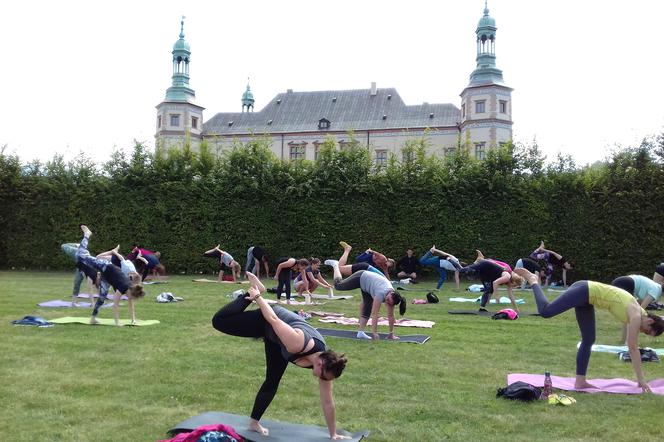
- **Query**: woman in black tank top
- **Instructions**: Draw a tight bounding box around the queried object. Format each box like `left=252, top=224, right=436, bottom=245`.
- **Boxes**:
left=212, top=272, right=348, bottom=439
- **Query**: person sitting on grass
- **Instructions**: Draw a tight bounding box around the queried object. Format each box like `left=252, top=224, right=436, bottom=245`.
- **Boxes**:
left=293, top=258, right=333, bottom=302
left=74, top=225, right=144, bottom=326
left=514, top=267, right=664, bottom=393
left=396, top=247, right=421, bottom=282
left=212, top=271, right=349, bottom=439
left=329, top=260, right=406, bottom=340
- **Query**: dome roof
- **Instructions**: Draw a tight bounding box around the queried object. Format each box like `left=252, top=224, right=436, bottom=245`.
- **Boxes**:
left=477, top=4, right=496, bottom=28
left=173, top=19, right=190, bottom=52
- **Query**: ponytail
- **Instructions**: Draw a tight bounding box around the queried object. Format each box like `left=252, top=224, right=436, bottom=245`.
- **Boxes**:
left=391, top=291, right=407, bottom=316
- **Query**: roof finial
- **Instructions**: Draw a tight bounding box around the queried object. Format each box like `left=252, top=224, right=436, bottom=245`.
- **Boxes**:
left=484, top=1, right=489, bottom=16
left=179, top=15, right=186, bottom=38
left=247, top=76, right=251, bottom=89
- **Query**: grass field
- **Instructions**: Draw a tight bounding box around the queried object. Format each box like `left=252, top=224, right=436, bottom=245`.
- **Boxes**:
left=0, top=271, right=661, bottom=442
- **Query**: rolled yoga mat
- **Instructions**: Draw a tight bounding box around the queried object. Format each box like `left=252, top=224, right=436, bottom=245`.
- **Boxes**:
left=507, top=373, right=664, bottom=395
left=316, top=327, right=430, bottom=344
left=48, top=317, right=160, bottom=326
left=168, top=411, right=369, bottom=441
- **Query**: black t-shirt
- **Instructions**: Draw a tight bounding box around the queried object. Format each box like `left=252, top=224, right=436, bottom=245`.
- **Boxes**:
left=253, top=246, right=266, bottom=261
left=103, top=265, right=130, bottom=294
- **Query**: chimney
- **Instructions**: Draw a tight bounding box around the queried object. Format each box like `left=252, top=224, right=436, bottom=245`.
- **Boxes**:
left=370, top=82, right=377, bottom=96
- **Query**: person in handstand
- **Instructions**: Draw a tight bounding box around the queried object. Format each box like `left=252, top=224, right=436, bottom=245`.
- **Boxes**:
left=515, top=267, right=664, bottom=393
left=74, top=225, right=144, bottom=325
left=329, top=260, right=406, bottom=340
left=212, top=272, right=349, bottom=439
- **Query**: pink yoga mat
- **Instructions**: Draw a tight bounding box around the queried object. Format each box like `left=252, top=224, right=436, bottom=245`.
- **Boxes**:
left=507, top=373, right=664, bottom=395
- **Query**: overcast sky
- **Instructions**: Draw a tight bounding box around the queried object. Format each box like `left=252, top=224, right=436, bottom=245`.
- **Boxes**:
left=2, top=0, right=663, bottom=166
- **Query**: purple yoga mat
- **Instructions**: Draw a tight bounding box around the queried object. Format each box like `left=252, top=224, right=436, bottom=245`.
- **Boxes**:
left=507, top=373, right=664, bottom=395
left=38, top=300, right=112, bottom=308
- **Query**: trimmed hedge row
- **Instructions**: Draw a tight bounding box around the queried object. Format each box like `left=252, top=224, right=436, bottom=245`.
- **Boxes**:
left=1, top=135, right=664, bottom=282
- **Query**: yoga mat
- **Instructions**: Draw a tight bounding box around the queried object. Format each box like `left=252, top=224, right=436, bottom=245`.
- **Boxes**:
left=38, top=300, right=112, bottom=308
left=143, top=280, right=168, bottom=285
left=48, top=317, right=160, bottom=326
left=168, top=411, right=369, bottom=441
left=77, top=293, right=129, bottom=300
left=192, top=279, right=249, bottom=284
left=318, top=316, right=435, bottom=328
left=580, top=343, right=664, bottom=356
left=310, top=294, right=353, bottom=300
left=449, top=296, right=525, bottom=304
left=264, top=299, right=323, bottom=306
left=448, top=310, right=540, bottom=317
left=507, top=373, right=664, bottom=395
left=317, top=328, right=430, bottom=344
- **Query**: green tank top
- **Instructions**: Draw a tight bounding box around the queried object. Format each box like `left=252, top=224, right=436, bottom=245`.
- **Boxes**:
left=588, top=281, right=646, bottom=324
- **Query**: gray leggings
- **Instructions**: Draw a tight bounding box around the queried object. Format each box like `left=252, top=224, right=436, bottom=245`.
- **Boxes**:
left=532, top=281, right=595, bottom=376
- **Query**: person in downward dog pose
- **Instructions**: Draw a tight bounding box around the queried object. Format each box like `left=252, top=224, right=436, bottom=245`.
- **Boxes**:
left=211, top=272, right=349, bottom=439
left=514, top=267, right=664, bottom=393
left=329, top=260, right=406, bottom=340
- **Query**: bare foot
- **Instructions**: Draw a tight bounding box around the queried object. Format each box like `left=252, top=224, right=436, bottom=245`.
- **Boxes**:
left=112, top=244, right=120, bottom=253
left=89, top=317, right=100, bottom=325
left=513, top=268, right=539, bottom=286
left=249, top=419, right=269, bottom=436
left=539, top=240, right=545, bottom=250
left=574, top=380, right=597, bottom=390
left=246, top=271, right=266, bottom=293
left=339, top=241, right=351, bottom=251
left=80, top=225, right=92, bottom=237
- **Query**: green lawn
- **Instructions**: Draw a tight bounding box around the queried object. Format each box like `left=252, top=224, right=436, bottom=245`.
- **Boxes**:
left=0, top=271, right=661, bottom=442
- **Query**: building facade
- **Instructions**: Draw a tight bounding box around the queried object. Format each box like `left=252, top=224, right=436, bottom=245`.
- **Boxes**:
left=155, top=4, right=512, bottom=162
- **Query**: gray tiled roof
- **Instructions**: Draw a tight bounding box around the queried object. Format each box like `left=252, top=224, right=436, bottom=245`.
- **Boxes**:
left=202, top=88, right=461, bottom=135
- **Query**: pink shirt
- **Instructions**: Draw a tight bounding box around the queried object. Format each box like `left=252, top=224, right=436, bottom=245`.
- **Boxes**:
left=490, top=259, right=512, bottom=273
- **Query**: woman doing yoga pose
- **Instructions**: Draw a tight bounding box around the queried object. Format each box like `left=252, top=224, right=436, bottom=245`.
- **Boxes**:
left=212, top=272, right=348, bottom=439
left=515, top=267, right=664, bottom=393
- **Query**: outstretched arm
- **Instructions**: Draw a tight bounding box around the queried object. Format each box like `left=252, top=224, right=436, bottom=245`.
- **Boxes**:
left=626, top=309, right=650, bottom=392
left=370, top=297, right=382, bottom=339
left=319, top=379, right=350, bottom=440
left=112, top=291, right=122, bottom=326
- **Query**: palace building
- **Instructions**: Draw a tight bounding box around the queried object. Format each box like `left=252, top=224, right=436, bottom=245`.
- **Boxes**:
left=155, top=3, right=512, bottom=163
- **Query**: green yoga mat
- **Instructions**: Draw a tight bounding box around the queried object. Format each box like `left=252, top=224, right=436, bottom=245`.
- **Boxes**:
left=49, top=317, right=160, bottom=326
left=169, top=411, right=369, bottom=441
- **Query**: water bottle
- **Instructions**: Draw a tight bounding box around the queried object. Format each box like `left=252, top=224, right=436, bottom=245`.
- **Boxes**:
left=541, top=371, right=553, bottom=399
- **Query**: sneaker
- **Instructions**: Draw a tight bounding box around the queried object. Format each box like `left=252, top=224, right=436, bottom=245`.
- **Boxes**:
left=478, top=307, right=488, bottom=312
left=324, top=259, right=339, bottom=268
left=357, top=331, right=372, bottom=340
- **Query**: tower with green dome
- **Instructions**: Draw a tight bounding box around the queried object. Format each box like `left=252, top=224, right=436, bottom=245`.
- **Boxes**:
left=155, top=17, right=205, bottom=151
left=459, top=1, right=513, bottom=158
left=242, top=80, right=255, bottom=112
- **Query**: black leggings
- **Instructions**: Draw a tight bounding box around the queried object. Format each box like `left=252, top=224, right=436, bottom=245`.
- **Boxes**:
left=451, top=260, right=505, bottom=307
left=531, top=281, right=595, bottom=376
left=211, top=297, right=288, bottom=421
left=276, top=269, right=293, bottom=301
left=334, top=270, right=374, bottom=318
left=611, top=276, right=635, bottom=295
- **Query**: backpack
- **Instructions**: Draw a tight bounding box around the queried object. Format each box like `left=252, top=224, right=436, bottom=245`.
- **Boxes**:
left=426, top=291, right=439, bottom=304
left=496, top=381, right=542, bottom=401
left=618, top=348, right=660, bottom=363
left=491, top=308, right=519, bottom=320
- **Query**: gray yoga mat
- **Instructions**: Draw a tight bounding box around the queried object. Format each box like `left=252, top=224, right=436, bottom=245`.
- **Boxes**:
left=316, top=327, right=430, bottom=344
left=168, top=411, right=369, bottom=441
left=38, top=300, right=112, bottom=308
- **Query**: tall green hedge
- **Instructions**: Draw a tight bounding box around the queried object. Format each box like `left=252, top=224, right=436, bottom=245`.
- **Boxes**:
left=2, top=134, right=664, bottom=282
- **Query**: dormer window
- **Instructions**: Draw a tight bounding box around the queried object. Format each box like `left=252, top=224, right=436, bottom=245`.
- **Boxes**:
left=318, top=118, right=331, bottom=130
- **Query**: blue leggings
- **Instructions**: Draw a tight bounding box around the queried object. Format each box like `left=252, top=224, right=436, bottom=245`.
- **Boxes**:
left=75, top=236, right=110, bottom=316
left=419, top=251, right=446, bottom=289
left=532, top=281, right=595, bottom=376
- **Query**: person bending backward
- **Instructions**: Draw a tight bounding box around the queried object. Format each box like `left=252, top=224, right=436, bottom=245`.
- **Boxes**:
left=74, top=226, right=144, bottom=325
left=514, top=267, right=664, bottom=393
left=203, top=245, right=241, bottom=281
left=212, top=272, right=349, bottom=439
left=419, top=246, right=461, bottom=290
left=274, top=257, right=309, bottom=303
left=331, top=263, right=406, bottom=340
left=294, top=258, right=333, bottom=300
left=245, top=245, right=270, bottom=278
left=449, top=258, right=522, bottom=312
left=611, top=274, right=663, bottom=343
left=530, top=241, right=573, bottom=287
